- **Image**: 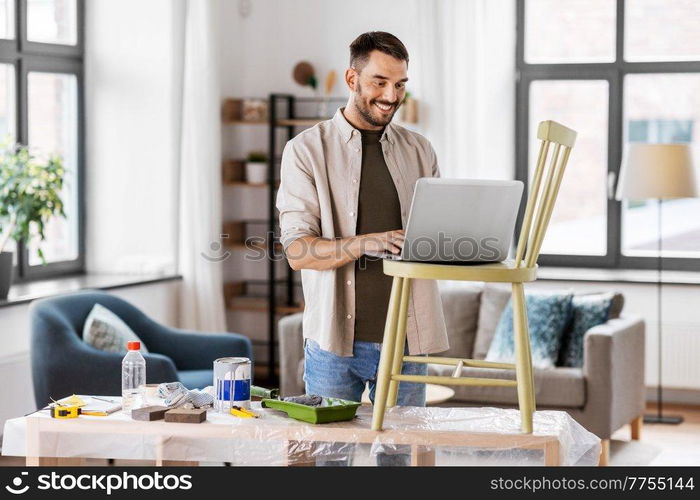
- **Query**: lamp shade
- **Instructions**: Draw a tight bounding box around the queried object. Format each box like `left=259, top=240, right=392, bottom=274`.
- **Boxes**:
left=616, top=143, right=698, bottom=200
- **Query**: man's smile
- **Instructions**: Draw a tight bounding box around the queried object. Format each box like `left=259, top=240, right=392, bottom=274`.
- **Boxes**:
left=373, top=101, right=396, bottom=114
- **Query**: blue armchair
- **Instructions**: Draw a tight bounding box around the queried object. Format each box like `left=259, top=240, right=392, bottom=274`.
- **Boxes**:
left=29, top=289, right=252, bottom=409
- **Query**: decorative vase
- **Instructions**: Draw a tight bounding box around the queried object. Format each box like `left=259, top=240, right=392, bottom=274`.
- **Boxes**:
left=245, top=162, right=268, bottom=184
left=0, top=251, right=13, bottom=300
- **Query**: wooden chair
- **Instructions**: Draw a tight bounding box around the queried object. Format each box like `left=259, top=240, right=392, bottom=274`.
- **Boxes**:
left=371, top=120, right=577, bottom=433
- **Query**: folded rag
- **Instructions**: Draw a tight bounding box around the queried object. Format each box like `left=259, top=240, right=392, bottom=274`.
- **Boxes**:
left=158, top=382, right=214, bottom=409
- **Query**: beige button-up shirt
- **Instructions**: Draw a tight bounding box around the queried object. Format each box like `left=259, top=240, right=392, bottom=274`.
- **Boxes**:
left=276, top=107, right=448, bottom=357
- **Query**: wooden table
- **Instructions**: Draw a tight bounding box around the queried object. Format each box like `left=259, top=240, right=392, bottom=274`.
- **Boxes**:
left=2, top=402, right=599, bottom=466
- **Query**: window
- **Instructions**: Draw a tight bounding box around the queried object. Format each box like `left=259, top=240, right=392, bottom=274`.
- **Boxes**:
left=0, top=0, right=84, bottom=281
left=26, top=0, right=78, bottom=45
left=517, top=0, right=700, bottom=270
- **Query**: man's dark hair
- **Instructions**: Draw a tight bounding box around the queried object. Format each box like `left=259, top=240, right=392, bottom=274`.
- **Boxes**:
left=349, top=31, right=409, bottom=71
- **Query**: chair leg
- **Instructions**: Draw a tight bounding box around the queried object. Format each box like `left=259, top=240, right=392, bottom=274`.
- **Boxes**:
left=512, top=283, right=535, bottom=434
left=524, top=323, right=537, bottom=412
left=371, top=277, right=404, bottom=431
left=598, top=439, right=610, bottom=466
left=387, top=278, right=412, bottom=408
left=630, top=416, right=642, bottom=441
left=517, top=284, right=536, bottom=413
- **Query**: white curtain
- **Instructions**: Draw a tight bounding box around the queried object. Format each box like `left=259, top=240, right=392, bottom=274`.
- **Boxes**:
left=411, top=0, right=516, bottom=180
left=177, top=0, right=227, bottom=332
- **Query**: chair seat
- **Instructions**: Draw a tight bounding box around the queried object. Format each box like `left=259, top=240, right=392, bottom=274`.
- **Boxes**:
left=428, top=364, right=585, bottom=408
left=178, top=369, right=213, bottom=390
left=382, top=259, right=537, bottom=283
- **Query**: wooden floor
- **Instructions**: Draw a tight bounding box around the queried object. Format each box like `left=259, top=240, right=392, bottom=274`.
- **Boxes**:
left=609, top=402, right=700, bottom=465
left=1, top=402, right=698, bottom=466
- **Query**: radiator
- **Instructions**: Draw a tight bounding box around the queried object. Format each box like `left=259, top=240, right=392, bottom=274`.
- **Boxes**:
left=648, top=321, right=700, bottom=390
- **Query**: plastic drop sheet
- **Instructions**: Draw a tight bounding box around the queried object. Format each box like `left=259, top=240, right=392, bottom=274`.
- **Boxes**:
left=2, top=403, right=600, bottom=466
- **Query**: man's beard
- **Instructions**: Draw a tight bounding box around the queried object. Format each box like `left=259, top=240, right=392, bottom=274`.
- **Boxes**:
left=353, top=82, right=401, bottom=127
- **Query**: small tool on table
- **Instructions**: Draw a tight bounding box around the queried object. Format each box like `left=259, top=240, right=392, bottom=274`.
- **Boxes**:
left=49, top=397, right=81, bottom=419
left=43, top=395, right=121, bottom=418
left=230, top=406, right=258, bottom=419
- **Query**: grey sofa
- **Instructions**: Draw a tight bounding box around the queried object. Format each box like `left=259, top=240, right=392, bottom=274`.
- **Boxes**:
left=279, top=283, right=645, bottom=461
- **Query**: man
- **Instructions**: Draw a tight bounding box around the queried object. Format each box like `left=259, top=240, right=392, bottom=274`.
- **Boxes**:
left=277, top=32, right=448, bottom=413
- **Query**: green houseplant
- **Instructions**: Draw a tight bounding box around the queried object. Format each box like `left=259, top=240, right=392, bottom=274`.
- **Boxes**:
left=0, top=140, right=66, bottom=299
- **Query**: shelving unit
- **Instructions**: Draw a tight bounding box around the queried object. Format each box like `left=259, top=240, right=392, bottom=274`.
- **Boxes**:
left=221, top=93, right=345, bottom=383
left=264, top=94, right=345, bottom=382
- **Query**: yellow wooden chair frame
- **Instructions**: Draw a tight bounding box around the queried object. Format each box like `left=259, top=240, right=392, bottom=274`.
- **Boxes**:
left=371, top=120, right=577, bottom=433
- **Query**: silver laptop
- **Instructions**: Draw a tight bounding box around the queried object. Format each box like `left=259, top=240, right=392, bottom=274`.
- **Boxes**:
left=368, top=178, right=524, bottom=263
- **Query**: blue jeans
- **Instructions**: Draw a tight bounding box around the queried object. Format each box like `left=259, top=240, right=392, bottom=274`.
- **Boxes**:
left=303, top=339, right=427, bottom=466
left=304, top=339, right=426, bottom=405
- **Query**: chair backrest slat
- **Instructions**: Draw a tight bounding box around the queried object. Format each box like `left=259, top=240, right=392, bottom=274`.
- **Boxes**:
left=515, top=120, right=577, bottom=269
left=525, top=143, right=561, bottom=267
left=514, top=140, right=550, bottom=266
left=526, top=145, right=570, bottom=268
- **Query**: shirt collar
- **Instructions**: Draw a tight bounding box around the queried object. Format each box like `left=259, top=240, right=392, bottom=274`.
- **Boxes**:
left=332, top=107, right=395, bottom=145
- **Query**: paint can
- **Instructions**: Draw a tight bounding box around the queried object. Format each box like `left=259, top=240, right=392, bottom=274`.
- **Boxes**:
left=213, top=357, right=251, bottom=412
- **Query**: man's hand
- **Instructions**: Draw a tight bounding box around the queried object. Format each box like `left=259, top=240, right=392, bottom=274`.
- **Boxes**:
left=286, top=229, right=405, bottom=271
left=357, top=229, right=405, bottom=256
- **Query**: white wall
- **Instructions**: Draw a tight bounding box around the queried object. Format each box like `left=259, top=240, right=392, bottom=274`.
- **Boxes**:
left=84, top=0, right=184, bottom=274
left=218, top=0, right=516, bottom=179
left=0, top=281, right=180, bottom=431
left=219, top=0, right=425, bottom=161
left=219, top=0, right=418, bottom=97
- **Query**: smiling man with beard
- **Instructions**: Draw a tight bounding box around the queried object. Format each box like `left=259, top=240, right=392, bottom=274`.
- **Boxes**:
left=276, top=32, right=448, bottom=464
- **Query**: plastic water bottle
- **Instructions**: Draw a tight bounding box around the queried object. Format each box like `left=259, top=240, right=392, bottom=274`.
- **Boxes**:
left=122, top=341, right=146, bottom=412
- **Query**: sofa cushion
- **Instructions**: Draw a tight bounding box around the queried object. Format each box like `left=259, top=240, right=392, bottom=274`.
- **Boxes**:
left=473, top=286, right=624, bottom=361
left=428, top=364, right=586, bottom=408
left=486, top=292, right=573, bottom=369
left=438, top=285, right=482, bottom=359
left=473, top=285, right=511, bottom=359
left=578, top=291, right=624, bottom=320
left=558, top=293, right=614, bottom=368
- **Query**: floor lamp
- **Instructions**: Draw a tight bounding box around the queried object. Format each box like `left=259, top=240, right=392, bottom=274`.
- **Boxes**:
left=616, top=143, right=698, bottom=424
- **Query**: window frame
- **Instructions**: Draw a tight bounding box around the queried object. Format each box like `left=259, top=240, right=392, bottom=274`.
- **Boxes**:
left=0, top=0, right=85, bottom=283
left=516, top=0, right=700, bottom=271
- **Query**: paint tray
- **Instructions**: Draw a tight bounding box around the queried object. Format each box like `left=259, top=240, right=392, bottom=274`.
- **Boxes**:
left=261, top=397, right=361, bottom=424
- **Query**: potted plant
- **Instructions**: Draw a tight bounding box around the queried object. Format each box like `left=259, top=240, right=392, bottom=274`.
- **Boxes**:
left=0, top=140, right=66, bottom=299
left=245, top=151, right=268, bottom=185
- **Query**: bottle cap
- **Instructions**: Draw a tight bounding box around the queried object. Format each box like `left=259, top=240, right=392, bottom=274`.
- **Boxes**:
left=127, top=341, right=141, bottom=351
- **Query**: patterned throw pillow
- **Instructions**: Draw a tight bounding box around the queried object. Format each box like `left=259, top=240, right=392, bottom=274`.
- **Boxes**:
left=82, top=303, right=149, bottom=354
left=485, top=292, right=573, bottom=369
left=558, top=293, right=614, bottom=368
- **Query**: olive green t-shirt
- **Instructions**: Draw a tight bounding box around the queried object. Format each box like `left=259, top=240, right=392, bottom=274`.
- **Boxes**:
left=354, top=129, right=403, bottom=343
